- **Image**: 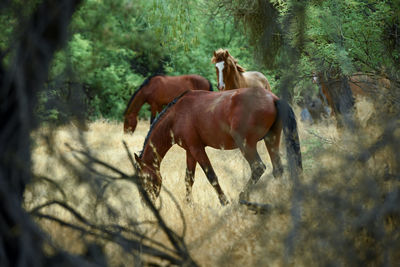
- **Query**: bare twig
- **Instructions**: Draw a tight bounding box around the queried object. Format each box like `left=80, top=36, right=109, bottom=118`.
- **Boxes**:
left=65, top=144, right=198, bottom=266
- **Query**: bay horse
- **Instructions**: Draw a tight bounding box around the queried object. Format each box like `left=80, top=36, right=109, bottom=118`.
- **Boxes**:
left=211, top=49, right=271, bottom=91
left=313, top=72, right=390, bottom=117
left=133, top=87, right=302, bottom=206
left=123, top=74, right=212, bottom=133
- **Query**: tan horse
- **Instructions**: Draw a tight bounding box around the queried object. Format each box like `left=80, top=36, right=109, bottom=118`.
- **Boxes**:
left=211, top=49, right=271, bottom=91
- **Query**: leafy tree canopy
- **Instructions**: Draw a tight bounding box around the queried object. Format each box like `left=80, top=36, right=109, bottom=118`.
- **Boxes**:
left=2, top=0, right=398, bottom=121
left=44, top=0, right=263, bottom=121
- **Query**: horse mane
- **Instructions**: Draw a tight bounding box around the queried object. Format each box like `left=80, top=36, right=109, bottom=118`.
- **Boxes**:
left=226, top=55, right=246, bottom=73
left=139, top=90, right=190, bottom=158
left=207, top=79, right=213, bottom=91
left=124, top=73, right=164, bottom=116
left=211, top=48, right=246, bottom=73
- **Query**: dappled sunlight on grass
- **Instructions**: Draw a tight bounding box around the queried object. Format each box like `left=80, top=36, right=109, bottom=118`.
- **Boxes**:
left=28, top=111, right=400, bottom=265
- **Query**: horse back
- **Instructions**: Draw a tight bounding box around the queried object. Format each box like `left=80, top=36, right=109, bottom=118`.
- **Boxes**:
left=145, top=75, right=210, bottom=104
left=319, top=73, right=390, bottom=112
left=182, top=74, right=212, bottom=91
left=171, top=88, right=277, bottom=149
left=243, top=71, right=271, bottom=91
left=349, top=73, right=390, bottom=97
left=175, top=87, right=277, bottom=122
left=228, top=87, right=277, bottom=129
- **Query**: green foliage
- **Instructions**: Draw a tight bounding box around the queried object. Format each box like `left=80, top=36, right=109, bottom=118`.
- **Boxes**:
left=216, top=0, right=399, bottom=103
left=48, top=0, right=157, bottom=120
left=213, top=0, right=284, bottom=69
left=5, top=0, right=396, bottom=122
left=304, top=1, right=395, bottom=75
left=43, top=0, right=262, bottom=121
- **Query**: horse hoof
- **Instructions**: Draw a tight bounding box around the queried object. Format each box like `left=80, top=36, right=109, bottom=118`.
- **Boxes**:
left=273, top=168, right=283, bottom=179
left=219, top=195, right=229, bottom=206
left=239, top=199, right=271, bottom=214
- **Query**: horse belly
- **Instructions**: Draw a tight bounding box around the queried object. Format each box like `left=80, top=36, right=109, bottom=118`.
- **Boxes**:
left=202, top=130, right=237, bottom=150
left=196, top=115, right=269, bottom=150
left=199, top=122, right=269, bottom=150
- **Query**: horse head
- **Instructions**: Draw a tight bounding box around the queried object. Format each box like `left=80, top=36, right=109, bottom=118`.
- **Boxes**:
left=212, top=49, right=246, bottom=90
left=212, top=49, right=230, bottom=90
left=123, top=114, right=137, bottom=134
left=134, top=153, right=162, bottom=199
left=312, top=72, right=319, bottom=84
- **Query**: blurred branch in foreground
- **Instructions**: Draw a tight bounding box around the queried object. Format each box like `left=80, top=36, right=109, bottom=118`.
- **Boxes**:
left=0, top=0, right=197, bottom=266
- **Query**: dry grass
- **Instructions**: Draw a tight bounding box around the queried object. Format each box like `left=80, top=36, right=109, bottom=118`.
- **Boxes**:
left=27, top=101, right=400, bottom=266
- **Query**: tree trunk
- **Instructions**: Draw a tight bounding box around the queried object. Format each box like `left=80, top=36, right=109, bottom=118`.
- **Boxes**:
left=324, top=72, right=357, bottom=130
left=0, top=1, right=83, bottom=266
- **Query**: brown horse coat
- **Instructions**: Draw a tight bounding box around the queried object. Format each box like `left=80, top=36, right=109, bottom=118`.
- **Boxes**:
left=135, top=87, right=302, bottom=205
left=124, top=74, right=212, bottom=133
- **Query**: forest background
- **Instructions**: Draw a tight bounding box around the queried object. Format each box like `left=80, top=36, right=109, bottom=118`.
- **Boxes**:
left=1, top=0, right=400, bottom=266
left=3, top=0, right=398, bottom=123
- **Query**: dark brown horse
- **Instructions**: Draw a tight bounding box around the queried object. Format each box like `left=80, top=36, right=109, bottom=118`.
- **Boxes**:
left=134, top=87, right=302, bottom=205
left=211, top=49, right=271, bottom=91
left=124, top=74, right=212, bottom=133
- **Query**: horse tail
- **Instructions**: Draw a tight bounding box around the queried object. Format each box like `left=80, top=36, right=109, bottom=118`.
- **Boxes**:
left=275, top=99, right=303, bottom=173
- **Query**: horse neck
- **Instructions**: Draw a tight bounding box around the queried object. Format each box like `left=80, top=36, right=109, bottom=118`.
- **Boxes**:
left=140, top=113, right=174, bottom=170
left=125, top=89, right=146, bottom=117
left=225, top=65, right=245, bottom=90
left=318, top=78, right=332, bottom=105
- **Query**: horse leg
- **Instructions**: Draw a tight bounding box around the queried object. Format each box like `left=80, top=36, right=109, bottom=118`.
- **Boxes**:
left=230, top=131, right=266, bottom=201
left=189, top=147, right=229, bottom=205
left=150, top=104, right=159, bottom=124
left=238, top=146, right=266, bottom=202
left=185, top=150, right=197, bottom=203
left=264, top=120, right=283, bottom=179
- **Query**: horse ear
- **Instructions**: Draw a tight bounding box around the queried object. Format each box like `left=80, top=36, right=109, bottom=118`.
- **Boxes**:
left=224, top=50, right=230, bottom=57
left=212, top=50, right=217, bottom=63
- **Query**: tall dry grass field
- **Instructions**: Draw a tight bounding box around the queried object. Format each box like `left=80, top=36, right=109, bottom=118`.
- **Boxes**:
left=27, top=101, right=400, bottom=266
